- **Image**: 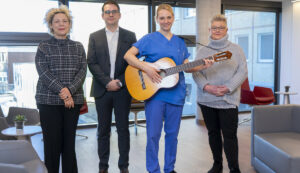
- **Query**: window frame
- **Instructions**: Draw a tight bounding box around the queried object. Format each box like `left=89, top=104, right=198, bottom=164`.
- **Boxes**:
left=235, top=34, right=250, bottom=61
left=257, top=32, right=275, bottom=63
left=0, top=32, right=51, bottom=46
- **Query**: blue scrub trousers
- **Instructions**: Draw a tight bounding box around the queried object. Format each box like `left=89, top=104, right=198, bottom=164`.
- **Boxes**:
left=145, top=99, right=183, bottom=173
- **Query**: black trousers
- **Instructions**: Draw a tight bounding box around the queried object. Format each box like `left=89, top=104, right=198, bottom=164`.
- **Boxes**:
left=95, top=88, right=131, bottom=170
left=200, top=104, right=240, bottom=172
left=38, top=104, right=80, bottom=173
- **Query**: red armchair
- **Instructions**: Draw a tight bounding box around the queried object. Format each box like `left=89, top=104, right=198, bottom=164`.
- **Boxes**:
left=240, top=78, right=275, bottom=105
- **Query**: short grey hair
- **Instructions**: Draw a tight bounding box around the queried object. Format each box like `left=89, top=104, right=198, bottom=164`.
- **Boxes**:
left=210, top=14, right=227, bottom=27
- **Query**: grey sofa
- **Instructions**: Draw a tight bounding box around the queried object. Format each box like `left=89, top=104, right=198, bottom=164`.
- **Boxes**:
left=251, top=104, right=300, bottom=173
left=0, top=140, right=47, bottom=173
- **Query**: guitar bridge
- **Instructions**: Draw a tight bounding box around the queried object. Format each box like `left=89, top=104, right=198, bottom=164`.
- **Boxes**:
left=138, top=70, right=146, bottom=90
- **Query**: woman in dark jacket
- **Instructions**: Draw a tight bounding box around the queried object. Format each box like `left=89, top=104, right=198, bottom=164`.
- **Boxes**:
left=35, top=5, right=87, bottom=173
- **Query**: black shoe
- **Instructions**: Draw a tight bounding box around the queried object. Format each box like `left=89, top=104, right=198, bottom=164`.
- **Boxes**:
left=170, top=171, right=177, bottom=173
left=229, top=168, right=240, bottom=173
left=208, top=163, right=223, bottom=173
left=99, top=169, right=108, bottom=173
left=120, top=168, right=129, bottom=173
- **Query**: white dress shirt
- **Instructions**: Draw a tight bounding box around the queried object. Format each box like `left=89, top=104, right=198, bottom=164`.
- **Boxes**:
left=105, top=27, right=119, bottom=79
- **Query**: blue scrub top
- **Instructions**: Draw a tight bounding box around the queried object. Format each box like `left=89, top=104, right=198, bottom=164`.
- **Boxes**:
left=133, top=32, right=190, bottom=105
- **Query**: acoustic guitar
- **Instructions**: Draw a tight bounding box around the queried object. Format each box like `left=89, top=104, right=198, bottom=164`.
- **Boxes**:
left=125, top=51, right=232, bottom=101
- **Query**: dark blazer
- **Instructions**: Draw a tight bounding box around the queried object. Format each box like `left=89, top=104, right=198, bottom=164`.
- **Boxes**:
left=87, top=27, right=137, bottom=98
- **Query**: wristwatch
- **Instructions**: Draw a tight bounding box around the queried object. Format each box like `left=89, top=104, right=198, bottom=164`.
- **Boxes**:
left=117, top=81, right=123, bottom=87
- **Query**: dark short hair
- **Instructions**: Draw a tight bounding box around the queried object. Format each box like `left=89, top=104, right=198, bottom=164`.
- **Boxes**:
left=102, top=0, right=120, bottom=12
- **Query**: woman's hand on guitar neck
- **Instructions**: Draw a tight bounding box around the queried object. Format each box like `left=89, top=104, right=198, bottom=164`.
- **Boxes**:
left=143, top=62, right=162, bottom=83
left=202, top=59, right=214, bottom=69
left=184, top=58, right=214, bottom=73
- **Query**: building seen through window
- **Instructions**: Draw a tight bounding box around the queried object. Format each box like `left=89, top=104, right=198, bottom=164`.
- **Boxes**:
left=236, top=35, right=249, bottom=60
left=0, top=46, right=38, bottom=115
left=258, top=33, right=274, bottom=61
left=225, top=10, right=276, bottom=111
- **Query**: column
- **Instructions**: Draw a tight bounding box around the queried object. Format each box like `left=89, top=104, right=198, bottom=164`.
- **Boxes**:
left=195, top=0, right=221, bottom=124
left=280, top=0, right=300, bottom=104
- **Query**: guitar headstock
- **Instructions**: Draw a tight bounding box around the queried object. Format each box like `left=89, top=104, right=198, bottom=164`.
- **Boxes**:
left=213, top=51, right=232, bottom=62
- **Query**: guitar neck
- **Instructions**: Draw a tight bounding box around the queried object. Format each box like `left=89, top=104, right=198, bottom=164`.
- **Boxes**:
left=165, top=56, right=214, bottom=76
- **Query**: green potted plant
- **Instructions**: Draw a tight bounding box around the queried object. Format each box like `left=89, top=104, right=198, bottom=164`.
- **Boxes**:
left=14, top=115, right=27, bottom=130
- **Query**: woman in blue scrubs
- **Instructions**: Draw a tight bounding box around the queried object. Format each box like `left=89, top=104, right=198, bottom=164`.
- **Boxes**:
left=124, top=4, right=213, bottom=173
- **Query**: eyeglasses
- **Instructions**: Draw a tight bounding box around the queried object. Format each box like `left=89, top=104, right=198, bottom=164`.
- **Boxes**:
left=211, top=26, right=227, bottom=31
left=104, top=10, right=119, bottom=15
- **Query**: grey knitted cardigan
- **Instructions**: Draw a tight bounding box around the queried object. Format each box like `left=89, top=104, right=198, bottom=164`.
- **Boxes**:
left=192, top=35, right=248, bottom=108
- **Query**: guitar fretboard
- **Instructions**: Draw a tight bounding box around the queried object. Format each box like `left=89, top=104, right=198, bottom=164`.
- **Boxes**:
left=165, top=56, right=214, bottom=76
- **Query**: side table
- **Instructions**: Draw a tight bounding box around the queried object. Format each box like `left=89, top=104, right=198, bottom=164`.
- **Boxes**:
left=1, top=125, right=42, bottom=143
left=275, top=91, right=298, bottom=104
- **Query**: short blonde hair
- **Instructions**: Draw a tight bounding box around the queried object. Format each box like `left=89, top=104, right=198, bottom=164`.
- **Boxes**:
left=210, top=14, right=227, bottom=27
left=156, top=4, right=174, bottom=17
left=44, top=5, right=72, bottom=34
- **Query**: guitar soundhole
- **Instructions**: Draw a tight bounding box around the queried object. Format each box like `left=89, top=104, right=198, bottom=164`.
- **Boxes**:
left=159, top=70, right=166, bottom=78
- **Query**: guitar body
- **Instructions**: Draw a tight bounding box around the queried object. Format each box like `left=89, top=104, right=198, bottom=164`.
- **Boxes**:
left=125, top=58, right=179, bottom=101
left=125, top=51, right=232, bottom=101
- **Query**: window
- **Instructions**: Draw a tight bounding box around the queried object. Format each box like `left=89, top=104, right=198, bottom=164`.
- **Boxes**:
left=183, top=47, right=197, bottom=115
left=69, top=1, right=148, bottom=124
left=156, top=7, right=196, bottom=35
left=173, top=7, right=180, bottom=20
left=185, top=84, right=192, bottom=103
left=0, top=0, right=56, bottom=115
left=0, top=48, right=8, bottom=63
left=258, top=33, right=274, bottom=62
left=1, top=0, right=198, bottom=122
left=225, top=10, right=277, bottom=111
left=0, top=0, right=57, bottom=32
left=236, top=35, right=249, bottom=60
left=69, top=2, right=148, bottom=51
left=184, top=8, right=196, bottom=18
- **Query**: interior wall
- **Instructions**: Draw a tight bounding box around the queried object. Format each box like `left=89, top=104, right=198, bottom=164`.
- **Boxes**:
left=280, top=0, right=300, bottom=104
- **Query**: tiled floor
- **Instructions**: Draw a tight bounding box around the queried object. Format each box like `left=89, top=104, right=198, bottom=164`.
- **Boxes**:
left=31, top=114, right=256, bottom=173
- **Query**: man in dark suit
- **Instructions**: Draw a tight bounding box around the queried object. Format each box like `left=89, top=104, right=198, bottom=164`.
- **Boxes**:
left=87, top=1, right=136, bottom=173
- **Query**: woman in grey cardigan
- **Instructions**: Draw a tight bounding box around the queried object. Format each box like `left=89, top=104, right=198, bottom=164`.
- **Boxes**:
left=193, top=14, right=247, bottom=173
